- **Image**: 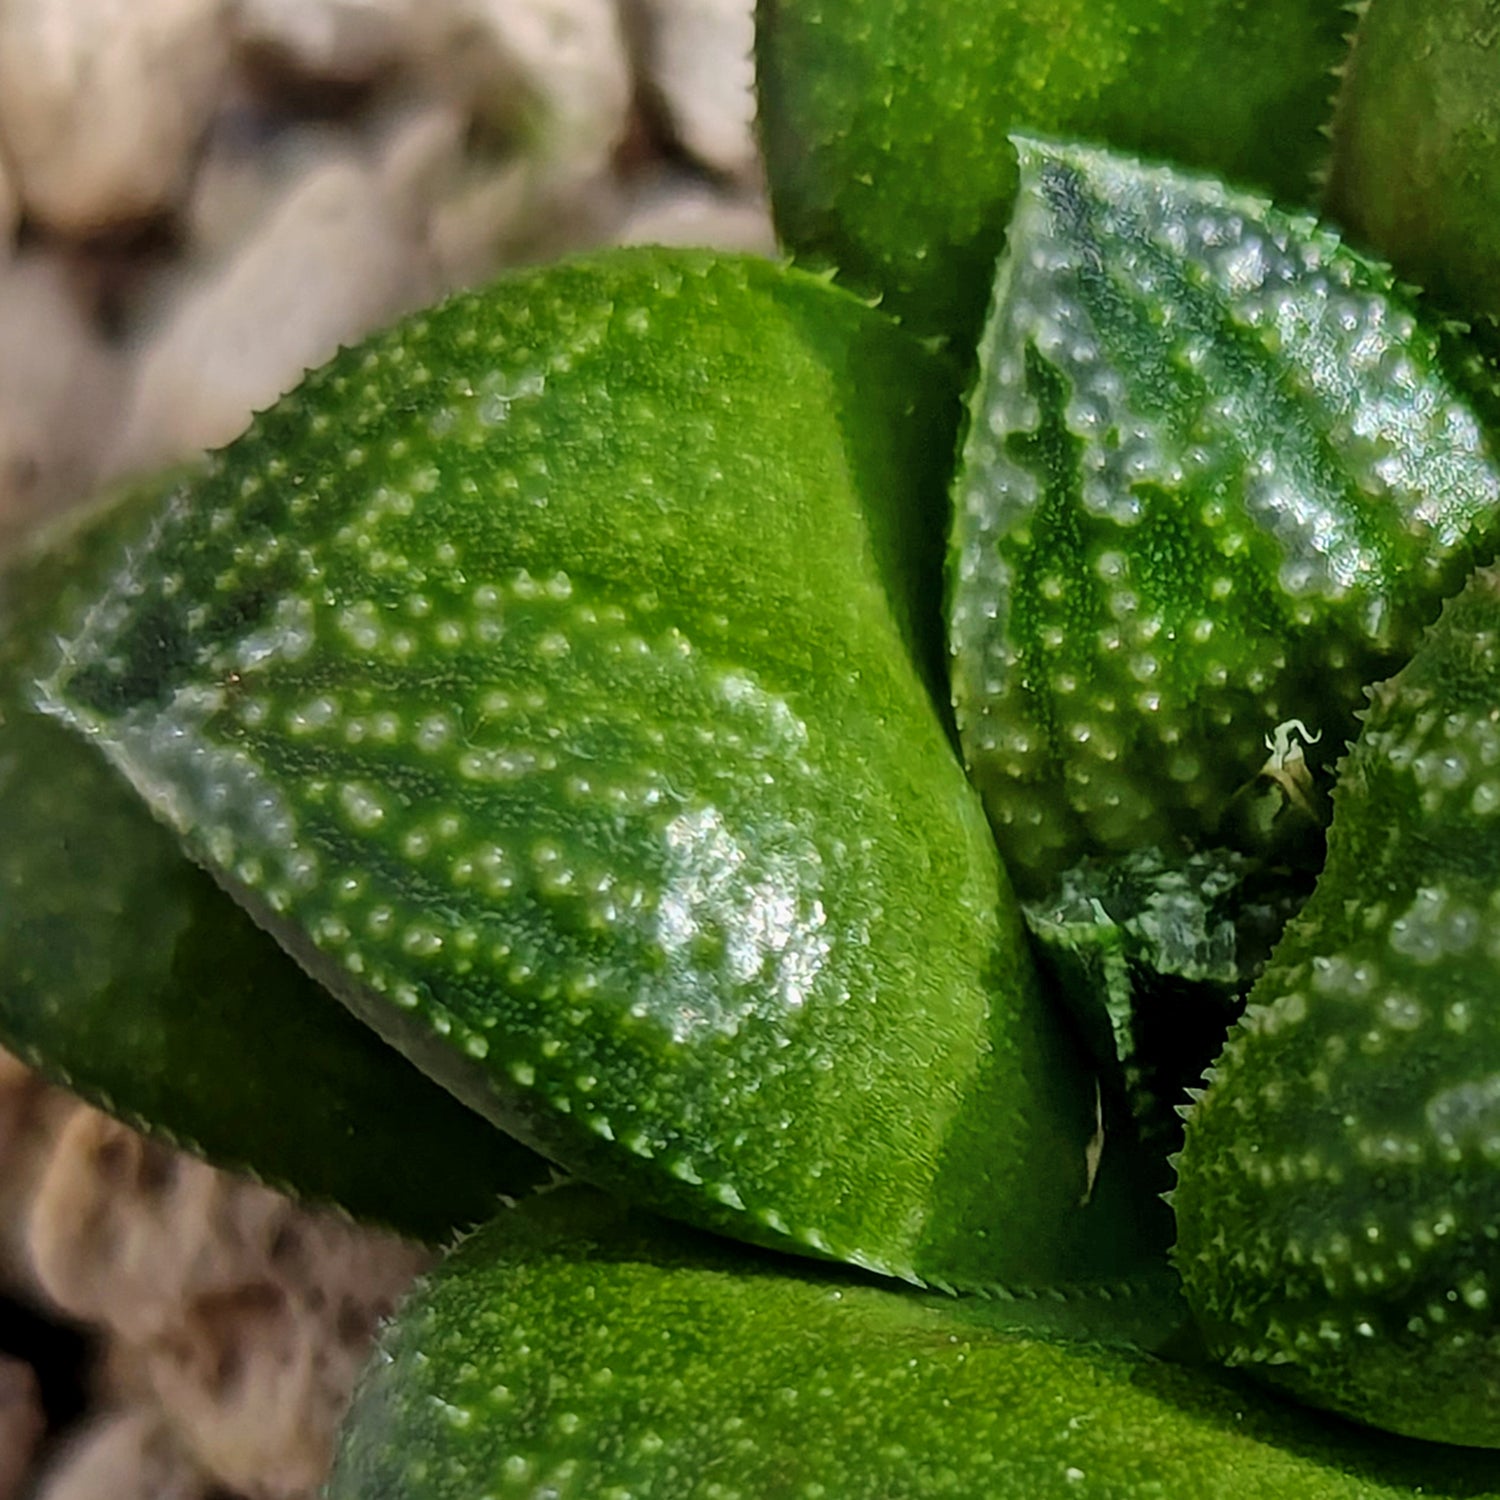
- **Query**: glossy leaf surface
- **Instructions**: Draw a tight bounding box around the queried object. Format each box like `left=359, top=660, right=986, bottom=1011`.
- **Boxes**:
left=949, top=138, right=1500, bottom=896
left=330, top=1187, right=1500, bottom=1500
left=42, top=249, right=1132, bottom=1289
left=0, top=480, right=553, bottom=1243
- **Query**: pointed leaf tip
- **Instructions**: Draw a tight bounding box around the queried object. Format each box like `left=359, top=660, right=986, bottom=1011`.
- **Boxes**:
left=949, top=139, right=1500, bottom=894
left=41, top=249, right=1122, bottom=1290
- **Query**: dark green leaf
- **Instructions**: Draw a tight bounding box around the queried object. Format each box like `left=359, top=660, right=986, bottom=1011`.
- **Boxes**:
left=1026, top=844, right=1307, bottom=1167
left=757, top=0, right=1352, bottom=352
left=41, top=249, right=1141, bottom=1288
left=330, top=1187, right=1500, bottom=1499
left=1327, top=0, right=1500, bottom=348
left=1177, top=564, right=1500, bottom=1447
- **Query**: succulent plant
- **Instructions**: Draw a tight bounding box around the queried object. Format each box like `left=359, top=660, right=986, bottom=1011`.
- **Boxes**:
left=9, top=1, right=1500, bottom=1494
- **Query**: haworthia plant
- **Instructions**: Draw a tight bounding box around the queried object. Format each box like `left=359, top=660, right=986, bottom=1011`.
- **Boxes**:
left=11, top=0, right=1500, bottom=1490
left=0, top=478, right=554, bottom=1243
left=948, top=137, right=1500, bottom=897
left=1176, top=563, right=1500, bottom=1448
left=39, top=249, right=1150, bottom=1291
left=329, top=1186, right=1500, bottom=1499
left=756, top=0, right=1353, bottom=352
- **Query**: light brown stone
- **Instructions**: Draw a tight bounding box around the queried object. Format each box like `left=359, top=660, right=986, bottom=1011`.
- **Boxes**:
left=111, top=141, right=436, bottom=475
left=0, top=1356, right=43, bottom=1500
left=633, top=0, right=758, bottom=180
left=32, top=1412, right=210, bottom=1500
left=28, top=1108, right=427, bottom=1498
left=0, top=255, right=122, bottom=543
left=0, top=1050, right=78, bottom=1297
left=0, top=152, right=18, bottom=258
left=230, top=0, right=420, bottom=84
left=616, top=169, right=774, bottom=254
left=0, top=0, right=229, bottom=235
left=422, top=0, right=631, bottom=182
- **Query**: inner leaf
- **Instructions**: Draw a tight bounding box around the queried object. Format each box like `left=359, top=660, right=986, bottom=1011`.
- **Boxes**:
left=949, top=136, right=1500, bottom=898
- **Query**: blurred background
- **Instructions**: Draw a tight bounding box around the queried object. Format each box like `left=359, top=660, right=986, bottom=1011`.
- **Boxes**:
left=0, top=1, right=767, bottom=1493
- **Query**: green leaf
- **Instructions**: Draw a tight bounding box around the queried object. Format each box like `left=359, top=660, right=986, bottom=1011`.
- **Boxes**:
left=1327, top=0, right=1500, bottom=347
left=0, top=478, right=553, bottom=1243
left=329, top=1186, right=1500, bottom=1500
left=39, top=248, right=1138, bottom=1289
left=1176, top=563, right=1500, bottom=1448
left=949, top=137, right=1500, bottom=896
left=756, top=0, right=1353, bottom=352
